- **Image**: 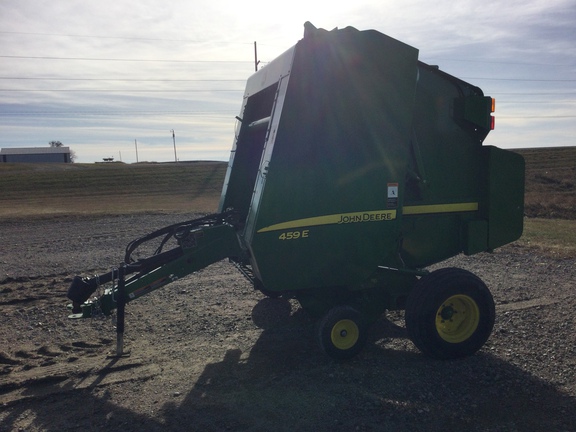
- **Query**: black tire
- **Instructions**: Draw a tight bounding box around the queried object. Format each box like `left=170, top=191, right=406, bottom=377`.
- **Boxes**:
left=317, top=306, right=368, bottom=360
left=405, top=268, right=495, bottom=360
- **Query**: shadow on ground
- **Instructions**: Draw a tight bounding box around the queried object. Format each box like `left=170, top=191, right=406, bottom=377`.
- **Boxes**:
left=2, top=298, right=575, bottom=432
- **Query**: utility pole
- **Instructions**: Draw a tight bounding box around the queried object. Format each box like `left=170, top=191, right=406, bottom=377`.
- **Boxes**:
left=254, top=41, right=260, bottom=72
left=134, top=139, right=139, bottom=163
left=171, top=129, right=178, bottom=162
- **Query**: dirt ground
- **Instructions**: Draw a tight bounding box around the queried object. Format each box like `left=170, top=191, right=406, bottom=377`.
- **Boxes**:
left=1, top=213, right=575, bottom=432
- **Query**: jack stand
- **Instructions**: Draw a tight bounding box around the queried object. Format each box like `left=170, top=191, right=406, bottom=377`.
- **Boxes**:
left=109, top=264, right=130, bottom=358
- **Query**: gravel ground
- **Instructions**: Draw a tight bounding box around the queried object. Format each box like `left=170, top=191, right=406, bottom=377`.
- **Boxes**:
left=0, top=214, right=575, bottom=431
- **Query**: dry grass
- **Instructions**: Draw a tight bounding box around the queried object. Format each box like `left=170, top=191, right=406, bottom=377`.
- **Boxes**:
left=0, top=194, right=220, bottom=219
left=0, top=161, right=225, bottom=219
left=518, top=218, right=576, bottom=258
left=514, top=147, right=576, bottom=220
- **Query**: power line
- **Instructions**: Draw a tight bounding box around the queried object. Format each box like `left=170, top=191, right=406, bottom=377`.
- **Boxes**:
left=461, top=77, right=576, bottom=82
left=1, top=81, right=572, bottom=97
left=0, top=108, right=238, bottom=113
left=4, top=89, right=572, bottom=99
left=425, top=57, right=574, bottom=67
left=498, top=101, right=576, bottom=104
left=499, top=115, right=576, bottom=119
left=0, top=89, right=243, bottom=92
left=0, top=30, right=257, bottom=46
left=491, top=92, right=576, bottom=95
left=0, top=112, right=238, bottom=119
left=0, top=30, right=204, bottom=43
left=0, top=55, right=251, bottom=63
left=2, top=30, right=569, bottom=68
left=1, top=110, right=572, bottom=120
left=1, top=70, right=572, bottom=83
left=0, top=77, right=245, bottom=82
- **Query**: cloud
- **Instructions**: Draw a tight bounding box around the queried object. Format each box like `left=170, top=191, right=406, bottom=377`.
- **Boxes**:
left=1, top=0, right=574, bottom=162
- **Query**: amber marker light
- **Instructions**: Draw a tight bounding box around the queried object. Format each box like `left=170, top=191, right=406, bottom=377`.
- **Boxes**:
left=490, top=98, right=496, bottom=130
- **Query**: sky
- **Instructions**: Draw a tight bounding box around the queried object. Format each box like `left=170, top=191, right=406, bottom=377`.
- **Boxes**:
left=0, top=0, right=574, bottom=163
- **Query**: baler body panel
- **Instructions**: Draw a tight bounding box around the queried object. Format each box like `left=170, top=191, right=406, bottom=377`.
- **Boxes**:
left=400, top=64, right=524, bottom=267
left=482, top=145, right=525, bottom=250
left=220, top=27, right=420, bottom=292
left=218, top=25, right=524, bottom=296
left=400, top=63, right=488, bottom=267
left=218, top=46, right=295, bottom=223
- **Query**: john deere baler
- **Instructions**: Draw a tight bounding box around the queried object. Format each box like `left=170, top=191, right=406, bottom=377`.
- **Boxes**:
left=67, top=23, right=524, bottom=361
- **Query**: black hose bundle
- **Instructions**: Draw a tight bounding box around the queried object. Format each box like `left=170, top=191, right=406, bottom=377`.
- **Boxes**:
left=123, top=210, right=236, bottom=264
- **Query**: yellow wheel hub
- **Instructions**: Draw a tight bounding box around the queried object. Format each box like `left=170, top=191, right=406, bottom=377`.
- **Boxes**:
left=435, top=295, right=480, bottom=343
left=331, top=319, right=360, bottom=350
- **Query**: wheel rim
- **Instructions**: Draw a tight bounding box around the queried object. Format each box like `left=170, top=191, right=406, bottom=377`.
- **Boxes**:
left=435, top=294, right=480, bottom=343
left=331, top=319, right=360, bottom=350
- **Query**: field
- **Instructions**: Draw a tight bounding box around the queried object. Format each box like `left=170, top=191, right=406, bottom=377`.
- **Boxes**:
left=516, top=147, right=576, bottom=256
left=0, top=161, right=226, bottom=218
left=520, top=146, right=576, bottom=220
left=0, top=147, right=575, bottom=431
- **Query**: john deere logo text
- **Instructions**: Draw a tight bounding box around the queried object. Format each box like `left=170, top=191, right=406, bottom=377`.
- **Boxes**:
left=338, top=211, right=396, bottom=224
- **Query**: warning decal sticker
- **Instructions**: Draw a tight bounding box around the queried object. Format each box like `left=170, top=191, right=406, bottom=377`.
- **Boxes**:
left=387, top=183, right=398, bottom=208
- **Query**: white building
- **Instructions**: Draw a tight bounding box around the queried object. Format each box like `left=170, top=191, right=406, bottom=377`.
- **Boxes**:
left=0, top=147, right=72, bottom=163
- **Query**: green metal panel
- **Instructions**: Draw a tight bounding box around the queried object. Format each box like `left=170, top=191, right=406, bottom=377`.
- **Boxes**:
left=98, top=224, right=241, bottom=315
left=464, top=219, right=489, bottom=255
left=454, top=95, right=494, bottom=130
left=217, top=24, right=524, bottom=303
left=245, top=27, right=420, bottom=292
left=483, top=146, right=525, bottom=249
left=399, top=63, right=491, bottom=268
